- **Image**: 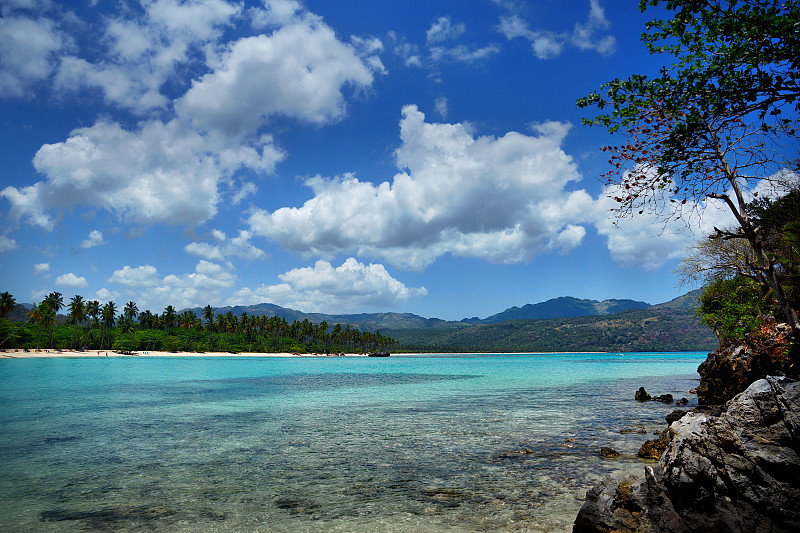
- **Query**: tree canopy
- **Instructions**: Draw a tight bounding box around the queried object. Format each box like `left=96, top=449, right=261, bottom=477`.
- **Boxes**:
left=578, top=0, right=800, bottom=333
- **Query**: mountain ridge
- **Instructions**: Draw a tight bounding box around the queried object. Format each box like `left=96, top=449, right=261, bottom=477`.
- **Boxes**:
left=184, top=293, right=698, bottom=332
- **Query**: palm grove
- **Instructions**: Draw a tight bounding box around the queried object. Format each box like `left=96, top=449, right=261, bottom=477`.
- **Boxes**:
left=0, top=291, right=394, bottom=354
left=579, top=0, right=799, bottom=343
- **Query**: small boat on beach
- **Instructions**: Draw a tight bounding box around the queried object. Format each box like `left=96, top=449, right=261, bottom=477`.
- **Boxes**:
left=367, top=352, right=390, bottom=357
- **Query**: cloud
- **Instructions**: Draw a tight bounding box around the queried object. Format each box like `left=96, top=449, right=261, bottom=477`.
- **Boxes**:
left=0, top=15, right=65, bottom=98
left=0, top=233, right=18, bottom=252
left=176, top=12, right=381, bottom=137
left=33, top=262, right=50, bottom=275
left=56, top=272, right=88, bottom=288
left=184, top=229, right=267, bottom=262
left=108, top=265, right=160, bottom=287
left=391, top=18, right=499, bottom=70
left=2, top=2, right=383, bottom=230
left=588, top=173, right=792, bottom=270
left=2, top=118, right=284, bottom=229
left=249, top=105, right=590, bottom=269
left=497, top=1, right=616, bottom=59
left=434, top=96, right=448, bottom=119
left=80, top=230, right=106, bottom=249
left=426, top=16, right=465, bottom=45
left=95, top=287, right=121, bottom=303
left=230, top=257, right=427, bottom=312
left=54, top=0, right=240, bottom=112
left=105, top=260, right=237, bottom=310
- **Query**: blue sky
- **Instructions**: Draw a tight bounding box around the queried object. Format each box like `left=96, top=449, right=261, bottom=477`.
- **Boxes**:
left=0, top=0, right=739, bottom=320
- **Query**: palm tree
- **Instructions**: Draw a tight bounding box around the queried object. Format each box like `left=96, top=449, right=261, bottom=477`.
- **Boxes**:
left=123, top=301, right=138, bottom=322
left=0, top=291, right=15, bottom=318
left=179, top=311, right=198, bottom=351
left=44, top=292, right=63, bottom=348
left=39, top=302, right=57, bottom=349
left=28, top=302, right=43, bottom=349
left=162, top=305, right=176, bottom=331
left=101, top=301, right=116, bottom=349
left=85, top=300, right=101, bottom=347
left=67, top=295, right=86, bottom=349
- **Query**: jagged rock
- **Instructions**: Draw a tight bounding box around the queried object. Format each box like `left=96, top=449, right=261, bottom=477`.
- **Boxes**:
left=637, top=430, right=670, bottom=460
left=665, top=409, right=687, bottom=425
left=573, top=376, right=800, bottom=533
left=651, top=394, right=674, bottom=403
left=675, top=397, right=688, bottom=406
left=697, top=322, right=795, bottom=405
left=600, top=447, right=620, bottom=458
left=635, top=387, right=651, bottom=402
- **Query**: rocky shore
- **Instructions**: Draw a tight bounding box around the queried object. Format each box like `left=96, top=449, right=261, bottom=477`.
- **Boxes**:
left=574, top=323, right=799, bottom=533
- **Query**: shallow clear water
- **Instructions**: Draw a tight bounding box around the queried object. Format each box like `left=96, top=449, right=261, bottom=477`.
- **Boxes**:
left=0, top=352, right=706, bottom=532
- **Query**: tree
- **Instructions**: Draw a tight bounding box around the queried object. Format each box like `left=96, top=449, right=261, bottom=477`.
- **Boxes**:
left=101, top=301, right=116, bottom=349
left=0, top=292, right=15, bottom=318
left=67, top=295, right=86, bottom=349
left=578, top=0, right=800, bottom=334
left=43, top=292, right=63, bottom=348
left=162, top=305, right=176, bottom=330
left=202, top=305, right=215, bottom=330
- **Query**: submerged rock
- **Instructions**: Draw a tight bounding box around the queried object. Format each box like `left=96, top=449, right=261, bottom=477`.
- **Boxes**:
left=600, top=447, right=620, bottom=458
left=574, top=376, right=800, bottom=533
left=651, top=393, right=674, bottom=404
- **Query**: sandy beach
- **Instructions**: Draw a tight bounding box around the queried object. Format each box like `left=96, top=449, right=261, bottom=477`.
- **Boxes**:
left=0, top=349, right=369, bottom=359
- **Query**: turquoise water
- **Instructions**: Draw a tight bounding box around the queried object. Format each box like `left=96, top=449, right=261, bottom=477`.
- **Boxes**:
left=0, top=352, right=706, bottom=532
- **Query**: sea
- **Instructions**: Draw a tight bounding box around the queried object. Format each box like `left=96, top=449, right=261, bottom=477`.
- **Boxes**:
left=0, top=352, right=706, bottom=532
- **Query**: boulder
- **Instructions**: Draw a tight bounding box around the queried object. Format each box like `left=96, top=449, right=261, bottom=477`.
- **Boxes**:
left=664, top=409, right=688, bottom=425
left=574, top=376, right=800, bottom=533
left=635, top=387, right=651, bottom=402
left=637, top=430, right=670, bottom=460
left=600, top=447, right=620, bottom=458
left=697, top=322, right=794, bottom=405
left=651, top=394, right=674, bottom=404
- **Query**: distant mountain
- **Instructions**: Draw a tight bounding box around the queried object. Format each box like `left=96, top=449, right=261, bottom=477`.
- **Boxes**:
left=184, top=303, right=456, bottom=331
left=383, top=291, right=716, bottom=353
left=184, top=293, right=695, bottom=337
left=467, top=296, right=651, bottom=324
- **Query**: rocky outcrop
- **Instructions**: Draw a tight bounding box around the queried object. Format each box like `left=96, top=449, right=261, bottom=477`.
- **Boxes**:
left=573, top=376, right=800, bottom=533
left=697, top=322, right=795, bottom=405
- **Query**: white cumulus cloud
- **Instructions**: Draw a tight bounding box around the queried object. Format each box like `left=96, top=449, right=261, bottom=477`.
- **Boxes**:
left=249, top=105, right=590, bottom=269
left=0, top=15, right=65, bottom=98
left=33, top=262, right=50, bottom=275
left=108, top=265, right=160, bottom=287
left=56, top=272, right=88, bottom=288
left=184, top=230, right=267, bottom=262
left=230, top=257, right=427, bottom=312
left=176, top=12, right=381, bottom=137
left=1, top=118, right=284, bottom=229
left=80, top=230, right=106, bottom=249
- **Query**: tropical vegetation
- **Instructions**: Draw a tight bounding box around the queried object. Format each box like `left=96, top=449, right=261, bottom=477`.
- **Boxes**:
left=0, top=293, right=395, bottom=355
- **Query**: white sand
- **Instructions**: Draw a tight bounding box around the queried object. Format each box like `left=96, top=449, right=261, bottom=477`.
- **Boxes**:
left=0, top=349, right=368, bottom=358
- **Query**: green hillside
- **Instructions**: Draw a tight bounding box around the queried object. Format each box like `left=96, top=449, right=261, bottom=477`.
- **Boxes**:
left=384, top=292, right=716, bottom=353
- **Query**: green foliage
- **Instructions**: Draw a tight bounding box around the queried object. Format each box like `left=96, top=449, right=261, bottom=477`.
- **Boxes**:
left=698, top=277, right=775, bottom=341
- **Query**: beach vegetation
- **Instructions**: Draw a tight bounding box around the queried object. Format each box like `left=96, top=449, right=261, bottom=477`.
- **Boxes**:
left=0, top=293, right=395, bottom=354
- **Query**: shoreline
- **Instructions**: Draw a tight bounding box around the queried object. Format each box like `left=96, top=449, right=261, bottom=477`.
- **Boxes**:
left=0, top=349, right=369, bottom=359
left=0, top=349, right=659, bottom=359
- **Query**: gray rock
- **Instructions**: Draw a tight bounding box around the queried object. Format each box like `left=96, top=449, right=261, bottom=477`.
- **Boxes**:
left=574, top=377, right=800, bottom=533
